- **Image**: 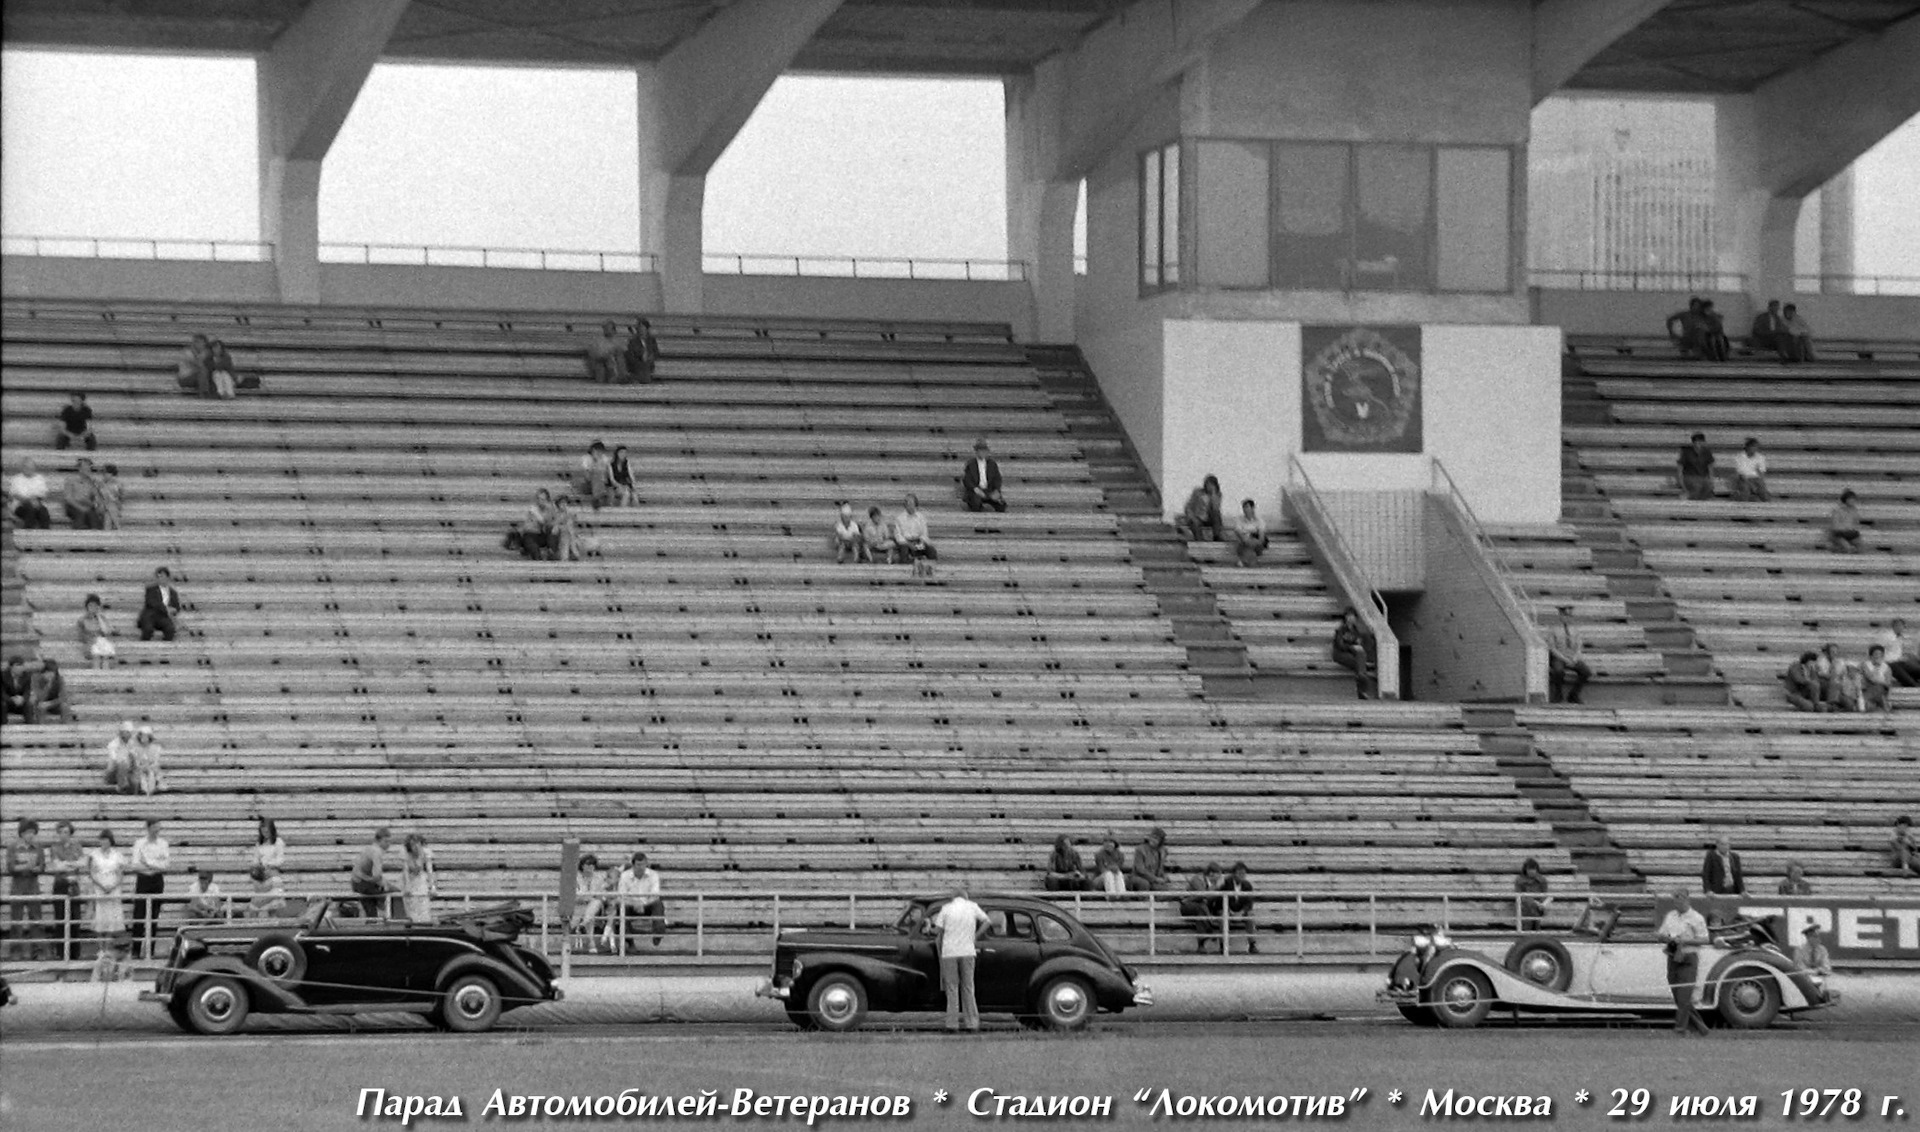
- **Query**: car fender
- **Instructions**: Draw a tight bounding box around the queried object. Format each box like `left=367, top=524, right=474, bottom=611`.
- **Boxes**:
left=434, top=954, right=548, bottom=1003
left=1027, top=956, right=1132, bottom=1010
left=1419, top=950, right=1567, bottom=1010
left=791, top=952, right=931, bottom=1007
left=1705, top=951, right=1817, bottom=1011
left=172, top=956, right=303, bottom=1012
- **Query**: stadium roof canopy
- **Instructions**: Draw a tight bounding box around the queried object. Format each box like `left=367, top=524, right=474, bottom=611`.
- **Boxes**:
left=5, top=0, right=1917, bottom=93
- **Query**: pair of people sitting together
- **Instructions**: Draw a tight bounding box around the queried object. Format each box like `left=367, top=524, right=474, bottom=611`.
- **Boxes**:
left=832, top=496, right=937, bottom=571
left=1177, top=475, right=1269, bottom=566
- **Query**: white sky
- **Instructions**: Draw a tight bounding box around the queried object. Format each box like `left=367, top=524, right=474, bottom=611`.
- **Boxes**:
left=1, top=49, right=1915, bottom=275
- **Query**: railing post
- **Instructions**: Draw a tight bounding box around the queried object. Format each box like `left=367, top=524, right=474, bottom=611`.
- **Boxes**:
left=695, top=894, right=705, bottom=957
left=1146, top=894, right=1156, bottom=956
left=848, top=893, right=856, bottom=930
left=1295, top=895, right=1304, bottom=959
left=1369, top=895, right=1378, bottom=957
left=771, top=893, right=780, bottom=938
left=1442, top=894, right=1451, bottom=932
left=1219, top=893, right=1229, bottom=955
left=539, top=894, right=549, bottom=955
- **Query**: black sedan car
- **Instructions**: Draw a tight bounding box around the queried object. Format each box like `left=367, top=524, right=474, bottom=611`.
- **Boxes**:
left=755, top=893, right=1152, bottom=1032
left=141, top=898, right=561, bottom=1035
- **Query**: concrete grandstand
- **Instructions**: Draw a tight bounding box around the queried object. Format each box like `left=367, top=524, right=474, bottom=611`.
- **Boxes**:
left=2, top=0, right=1917, bottom=980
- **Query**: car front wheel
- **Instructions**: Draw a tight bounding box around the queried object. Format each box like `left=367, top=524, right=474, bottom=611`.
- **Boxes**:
left=438, top=974, right=503, bottom=1033
left=184, top=975, right=250, bottom=1036
left=1035, top=975, right=1094, bottom=1032
left=1428, top=967, right=1494, bottom=1029
left=805, top=973, right=868, bottom=1033
left=1716, top=971, right=1780, bottom=1029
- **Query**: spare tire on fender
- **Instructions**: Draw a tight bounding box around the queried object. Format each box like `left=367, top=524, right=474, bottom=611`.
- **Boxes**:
left=1504, top=936, right=1573, bottom=992
left=246, top=935, right=308, bottom=988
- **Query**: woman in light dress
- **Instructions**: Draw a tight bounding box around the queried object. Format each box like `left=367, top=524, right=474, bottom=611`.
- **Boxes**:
left=401, top=833, right=437, bottom=923
left=78, top=594, right=116, bottom=669
left=252, top=817, right=286, bottom=877
left=86, top=829, right=129, bottom=945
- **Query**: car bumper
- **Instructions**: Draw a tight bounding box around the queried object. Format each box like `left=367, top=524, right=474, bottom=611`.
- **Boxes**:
left=1131, top=984, right=1154, bottom=1008
left=1376, top=988, right=1417, bottom=1005
left=754, top=977, right=791, bottom=1001
left=138, top=991, right=170, bottom=1003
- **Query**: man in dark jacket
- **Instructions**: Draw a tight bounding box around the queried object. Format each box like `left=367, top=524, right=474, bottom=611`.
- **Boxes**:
left=959, top=439, right=1006, bottom=513
left=1701, top=837, right=1745, bottom=896
left=138, top=567, right=184, bottom=642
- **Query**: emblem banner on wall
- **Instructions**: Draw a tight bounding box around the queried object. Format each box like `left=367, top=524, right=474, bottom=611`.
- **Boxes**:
left=1301, top=325, right=1422, bottom=454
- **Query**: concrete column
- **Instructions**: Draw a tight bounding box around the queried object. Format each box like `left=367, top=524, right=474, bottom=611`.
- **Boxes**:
left=637, top=0, right=842, bottom=314
left=1818, top=168, right=1855, bottom=293
left=257, top=0, right=409, bottom=304
left=1005, top=73, right=1079, bottom=342
left=1714, top=95, right=1801, bottom=301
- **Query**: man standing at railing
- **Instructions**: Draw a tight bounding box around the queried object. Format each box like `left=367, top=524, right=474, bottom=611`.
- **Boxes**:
left=5, top=819, right=46, bottom=961
left=128, top=818, right=170, bottom=960
left=1547, top=607, right=1591, bottom=706
left=45, top=821, right=83, bottom=960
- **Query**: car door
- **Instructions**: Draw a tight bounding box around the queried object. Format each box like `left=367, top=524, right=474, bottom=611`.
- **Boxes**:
left=1587, top=943, right=1669, bottom=1004
left=974, top=909, right=1044, bottom=1011
left=300, top=906, right=409, bottom=1005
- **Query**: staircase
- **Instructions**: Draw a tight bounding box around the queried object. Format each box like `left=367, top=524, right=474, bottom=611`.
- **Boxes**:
left=1463, top=705, right=1643, bottom=897
left=1559, top=370, right=1728, bottom=706
left=1028, top=345, right=1266, bottom=699
left=1, top=522, right=35, bottom=658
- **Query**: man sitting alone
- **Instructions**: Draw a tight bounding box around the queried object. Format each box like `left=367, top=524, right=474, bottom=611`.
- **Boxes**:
left=1676, top=433, right=1715, bottom=500
left=1783, top=651, right=1829, bottom=712
left=56, top=392, right=96, bottom=451
left=1827, top=490, right=1862, bottom=554
left=1231, top=500, right=1268, bottom=567
left=1730, top=437, right=1768, bottom=503
left=1547, top=607, right=1592, bottom=705
left=584, top=322, right=627, bottom=384
left=959, top=440, right=1006, bottom=513
left=1779, top=304, right=1815, bottom=363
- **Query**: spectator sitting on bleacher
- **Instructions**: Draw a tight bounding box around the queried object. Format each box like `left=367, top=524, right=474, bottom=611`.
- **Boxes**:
left=138, top=567, right=184, bottom=642
left=860, top=506, right=897, bottom=565
left=1093, top=837, right=1127, bottom=896
left=1044, top=835, right=1086, bottom=891
left=8, top=459, right=54, bottom=530
left=1128, top=827, right=1172, bottom=891
left=572, top=853, right=609, bottom=950
left=78, top=594, right=116, bottom=669
left=207, top=340, right=239, bottom=400
left=509, top=489, right=558, bottom=559
left=1698, top=300, right=1731, bottom=361
left=1665, top=298, right=1708, bottom=359
left=56, top=392, right=96, bottom=451
left=959, top=440, right=1006, bottom=513
left=1676, top=433, right=1715, bottom=500
left=1223, top=862, right=1256, bottom=952
left=624, top=320, right=659, bottom=384
left=62, top=459, right=103, bottom=529
left=1776, top=861, right=1813, bottom=896
left=577, top=442, right=611, bottom=502
left=178, top=334, right=211, bottom=395
left=28, top=659, right=67, bottom=724
left=1876, top=619, right=1920, bottom=688
left=1516, top=857, right=1552, bottom=930
left=1783, top=652, right=1829, bottom=712
left=131, top=724, right=163, bottom=795
left=1547, top=607, right=1591, bottom=705
left=1779, top=304, right=1815, bottom=363
left=96, top=464, right=123, bottom=530
left=893, top=495, right=937, bottom=571
left=102, top=721, right=137, bottom=793
left=2, top=657, right=31, bottom=723
left=584, top=322, right=627, bottom=384
left=1826, top=489, right=1862, bottom=554
left=1331, top=607, right=1378, bottom=699
left=1813, top=642, right=1847, bottom=705
left=184, top=866, right=224, bottom=920
left=1748, top=300, right=1788, bottom=357
left=1181, top=862, right=1226, bottom=952
left=1891, top=816, right=1920, bottom=876
left=832, top=502, right=865, bottom=564
left=1178, top=475, right=1224, bottom=542
left=1730, top=438, right=1768, bottom=503
left=609, top=445, right=637, bottom=508
left=616, top=851, right=665, bottom=951
left=1861, top=645, right=1894, bottom=713
left=1231, top=499, right=1269, bottom=567
left=247, top=865, right=287, bottom=918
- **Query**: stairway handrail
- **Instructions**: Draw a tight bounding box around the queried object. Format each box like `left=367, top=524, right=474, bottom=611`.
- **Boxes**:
left=1429, top=460, right=1550, bottom=701
left=1283, top=456, right=1400, bottom=701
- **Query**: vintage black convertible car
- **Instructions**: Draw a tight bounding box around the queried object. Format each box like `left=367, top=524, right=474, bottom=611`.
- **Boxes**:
left=755, top=893, right=1151, bottom=1032
left=140, top=898, right=561, bottom=1034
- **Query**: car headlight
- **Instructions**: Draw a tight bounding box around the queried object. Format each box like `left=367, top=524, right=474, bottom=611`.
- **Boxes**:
left=791, top=957, right=803, bottom=981
left=1431, top=931, right=1452, bottom=949
left=1411, top=933, right=1432, bottom=952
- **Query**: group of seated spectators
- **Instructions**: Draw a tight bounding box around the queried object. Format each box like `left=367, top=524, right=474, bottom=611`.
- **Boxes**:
left=1039, top=829, right=1256, bottom=952
left=177, top=334, right=249, bottom=399
left=830, top=496, right=938, bottom=568
left=1676, top=432, right=1776, bottom=503
left=569, top=850, right=666, bottom=953
left=1783, top=620, right=1917, bottom=713
left=583, top=320, right=659, bottom=385
left=1, top=655, right=67, bottom=724
left=1665, top=297, right=1815, bottom=363
left=1176, top=474, right=1271, bottom=567
left=509, top=488, right=590, bottom=561
left=8, top=455, right=123, bottom=532
left=101, top=720, right=165, bottom=794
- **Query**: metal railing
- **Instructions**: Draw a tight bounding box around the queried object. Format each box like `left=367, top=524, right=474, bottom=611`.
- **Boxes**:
left=318, top=243, right=658, bottom=273
left=1429, top=459, right=1549, bottom=701
left=1528, top=268, right=1747, bottom=293
left=1, top=234, right=274, bottom=262
left=702, top=254, right=1028, bottom=282
left=1283, top=455, right=1401, bottom=700
left=0, top=887, right=1611, bottom=970
left=1790, top=273, right=1920, bottom=297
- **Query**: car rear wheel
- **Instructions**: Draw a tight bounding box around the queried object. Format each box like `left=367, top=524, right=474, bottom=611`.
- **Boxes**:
left=438, top=974, right=503, bottom=1033
left=184, top=975, right=250, bottom=1036
left=1035, top=975, right=1094, bottom=1032
left=806, top=973, right=868, bottom=1033
left=1397, top=1003, right=1438, bottom=1027
left=246, top=935, right=308, bottom=989
left=1716, top=971, right=1780, bottom=1029
left=1504, top=938, right=1573, bottom=993
left=1428, top=967, right=1494, bottom=1029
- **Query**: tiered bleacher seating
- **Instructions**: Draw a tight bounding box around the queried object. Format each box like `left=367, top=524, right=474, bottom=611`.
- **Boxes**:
left=0, top=301, right=1576, bottom=954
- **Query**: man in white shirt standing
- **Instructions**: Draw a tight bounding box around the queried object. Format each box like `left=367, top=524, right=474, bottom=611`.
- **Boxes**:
left=129, top=818, right=171, bottom=960
left=1730, top=437, right=1768, bottom=503
left=927, top=884, right=989, bottom=1033
left=1656, top=888, right=1711, bottom=1037
left=616, top=852, right=665, bottom=952
left=1877, top=618, right=1920, bottom=688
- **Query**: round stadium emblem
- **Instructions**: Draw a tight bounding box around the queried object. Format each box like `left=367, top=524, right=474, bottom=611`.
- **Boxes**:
left=1304, top=328, right=1421, bottom=449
